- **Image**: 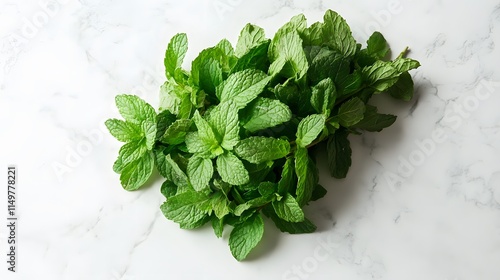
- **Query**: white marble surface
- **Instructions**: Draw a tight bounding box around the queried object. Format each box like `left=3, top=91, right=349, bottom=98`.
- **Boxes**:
left=1, top=0, right=500, bottom=279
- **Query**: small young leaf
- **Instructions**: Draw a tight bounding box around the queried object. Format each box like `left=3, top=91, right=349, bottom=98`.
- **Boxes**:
left=217, top=69, right=271, bottom=109
left=206, top=101, right=240, bottom=150
left=105, top=119, right=142, bottom=142
left=186, top=111, right=221, bottom=157
left=161, top=119, right=192, bottom=145
left=187, top=155, right=213, bottom=191
left=336, top=97, right=366, bottom=127
left=164, top=33, right=188, bottom=77
left=366, top=31, right=389, bottom=59
left=310, top=78, right=336, bottom=116
left=229, top=213, right=264, bottom=261
left=217, top=152, right=249, bottom=185
left=235, top=24, right=267, bottom=57
left=160, top=191, right=210, bottom=229
left=241, top=97, right=292, bottom=132
left=141, top=120, right=157, bottom=150
left=269, top=30, right=309, bottom=79
left=164, top=154, right=192, bottom=192
left=272, top=193, right=305, bottom=222
left=117, top=139, right=148, bottom=167
left=234, top=137, right=290, bottom=164
left=115, top=94, right=156, bottom=125
left=296, top=114, right=326, bottom=147
left=322, top=10, right=357, bottom=57
left=119, top=152, right=154, bottom=191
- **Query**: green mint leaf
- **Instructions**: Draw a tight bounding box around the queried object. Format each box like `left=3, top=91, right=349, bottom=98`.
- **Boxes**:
left=105, top=119, right=142, bottom=142
left=366, top=31, right=389, bottom=59
left=160, top=180, right=178, bottom=198
left=161, top=119, right=192, bottom=145
left=362, top=61, right=402, bottom=92
left=274, top=81, right=315, bottom=116
left=185, top=132, right=222, bottom=158
left=278, top=157, right=295, bottom=194
left=272, top=193, right=305, bottom=222
left=337, top=71, right=363, bottom=96
left=156, top=110, right=177, bottom=139
left=199, top=192, right=231, bottom=219
left=216, top=152, right=249, bottom=185
left=217, top=69, right=271, bottom=109
left=310, top=78, right=336, bottom=116
left=295, top=147, right=318, bottom=206
left=196, top=57, right=223, bottom=96
left=233, top=195, right=272, bottom=216
left=177, top=88, right=195, bottom=119
left=117, top=139, right=148, bottom=168
left=241, top=97, right=292, bottom=132
left=263, top=206, right=316, bottom=234
left=115, top=94, right=156, bottom=125
left=296, top=114, right=326, bottom=147
left=216, top=39, right=235, bottom=57
left=232, top=40, right=270, bottom=73
left=229, top=212, right=264, bottom=261
left=164, top=33, right=188, bottom=77
left=187, top=155, right=214, bottom=191
left=235, top=24, right=266, bottom=57
left=322, top=10, right=357, bottom=57
left=141, top=120, right=157, bottom=150
left=234, top=136, right=291, bottom=164
left=206, top=101, right=240, bottom=150
left=337, top=97, right=366, bottom=127
left=186, top=111, right=221, bottom=157
left=164, top=154, right=192, bottom=192
left=211, top=216, right=224, bottom=238
left=113, top=156, right=124, bottom=174
left=258, top=182, right=277, bottom=197
left=353, top=105, right=396, bottom=132
left=391, top=58, right=421, bottom=72
left=160, top=191, right=210, bottom=229
left=119, top=152, right=154, bottom=191
left=191, top=47, right=226, bottom=95
left=269, top=30, right=308, bottom=79
left=305, top=46, right=350, bottom=86
left=159, top=82, right=182, bottom=115
left=269, top=14, right=307, bottom=60
left=387, top=72, right=414, bottom=101
left=327, top=130, right=352, bottom=179
left=153, top=146, right=169, bottom=178
left=301, top=21, right=323, bottom=46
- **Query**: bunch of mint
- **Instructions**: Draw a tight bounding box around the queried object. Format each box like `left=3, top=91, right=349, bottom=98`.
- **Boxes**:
left=105, top=10, right=419, bottom=261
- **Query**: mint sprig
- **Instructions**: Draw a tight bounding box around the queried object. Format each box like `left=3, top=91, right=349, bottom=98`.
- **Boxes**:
left=106, top=10, right=420, bottom=261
